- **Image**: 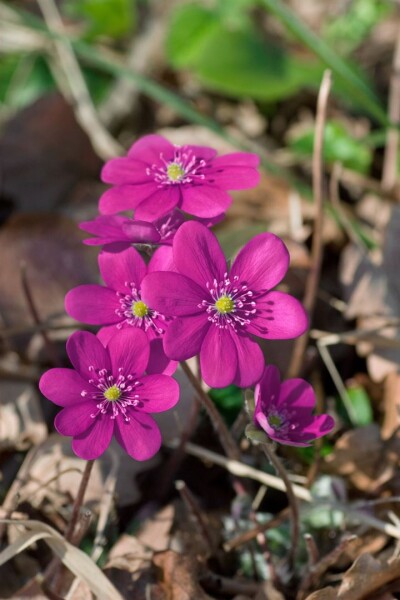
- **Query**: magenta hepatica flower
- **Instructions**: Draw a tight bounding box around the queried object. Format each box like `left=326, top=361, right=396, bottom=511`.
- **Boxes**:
left=254, top=365, right=334, bottom=446
left=65, top=245, right=176, bottom=375
left=141, top=222, right=308, bottom=388
left=39, top=329, right=179, bottom=460
left=99, top=134, right=260, bottom=221
left=79, top=215, right=161, bottom=247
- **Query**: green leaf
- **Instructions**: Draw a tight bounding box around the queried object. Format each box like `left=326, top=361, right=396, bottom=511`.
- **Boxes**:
left=346, top=384, right=373, bottom=427
left=290, top=120, right=372, bottom=173
left=209, top=384, right=243, bottom=425
left=0, top=54, right=54, bottom=108
left=65, top=0, right=136, bottom=40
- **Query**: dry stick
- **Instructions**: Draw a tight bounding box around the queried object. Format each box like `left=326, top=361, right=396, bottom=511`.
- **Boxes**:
left=180, top=361, right=241, bottom=461
left=225, top=507, right=291, bottom=553
left=36, top=0, right=122, bottom=159
left=382, top=25, right=400, bottom=192
left=262, top=444, right=299, bottom=570
left=175, top=480, right=215, bottom=555
left=20, top=262, right=62, bottom=368
left=287, top=70, right=332, bottom=379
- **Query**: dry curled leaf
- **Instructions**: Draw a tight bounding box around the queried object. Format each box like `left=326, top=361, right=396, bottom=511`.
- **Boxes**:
left=153, top=550, right=212, bottom=600
left=0, top=381, right=46, bottom=451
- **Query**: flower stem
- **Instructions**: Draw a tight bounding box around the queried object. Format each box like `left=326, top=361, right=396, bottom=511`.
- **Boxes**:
left=180, top=361, right=241, bottom=461
left=261, top=444, right=299, bottom=571
left=64, top=459, right=95, bottom=542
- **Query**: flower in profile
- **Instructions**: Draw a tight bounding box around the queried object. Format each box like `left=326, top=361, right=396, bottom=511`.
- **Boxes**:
left=254, top=365, right=334, bottom=446
left=39, top=329, right=180, bottom=460
left=65, top=245, right=176, bottom=375
left=141, top=222, right=308, bottom=388
left=99, top=134, right=260, bottom=221
left=79, top=215, right=161, bottom=247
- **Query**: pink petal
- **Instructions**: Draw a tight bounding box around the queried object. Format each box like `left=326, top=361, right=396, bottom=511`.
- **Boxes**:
left=206, top=166, right=259, bottom=190
left=99, top=182, right=158, bottom=214
left=67, top=331, right=111, bottom=380
left=127, top=134, right=174, bottom=163
left=164, top=314, right=210, bottom=360
left=136, top=374, right=179, bottom=412
left=255, top=365, right=281, bottom=419
left=141, top=272, right=205, bottom=316
left=247, top=291, right=308, bottom=340
left=134, top=186, right=180, bottom=221
left=106, top=328, right=150, bottom=378
left=180, top=185, right=232, bottom=218
left=278, top=378, right=316, bottom=410
left=54, top=402, right=94, bottom=436
left=101, top=157, right=150, bottom=185
left=232, top=334, right=264, bottom=388
left=65, top=285, right=120, bottom=325
left=172, top=221, right=227, bottom=288
left=71, top=415, right=114, bottom=459
left=99, top=245, right=147, bottom=289
left=39, top=368, right=87, bottom=407
left=97, top=323, right=121, bottom=345
left=115, top=411, right=162, bottom=460
left=181, top=144, right=217, bottom=161
left=147, top=339, right=178, bottom=375
left=148, top=246, right=175, bottom=273
left=230, top=233, right=290, bottom=292
left=213, top=152, right=260, bottom=168
left=200, top=326, right=237, bottom=388
left=120, top=220, right=161, bottom=244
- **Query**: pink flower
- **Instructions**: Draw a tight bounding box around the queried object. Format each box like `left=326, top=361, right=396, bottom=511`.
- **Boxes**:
left=65, top=245, right=176, bottom=375
left=39, top=329, right=180, bottom=460
left=99, top=134, right=260, bottom=221
left=141, top=222, right=308, bottom=388
left=254, top=366, right=334, bottom=446
left=79, top=215, right=161, bottom=247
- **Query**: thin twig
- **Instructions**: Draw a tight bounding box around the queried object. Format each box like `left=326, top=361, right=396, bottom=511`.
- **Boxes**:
left=287, top=70, right=332, bottom=378
left=180, top=361, right=241, bottom=461
left=382, top=25, right=400, bottom=192
left=20, top=262, right=62, bottom=367
left=175, top=480, right=215, bottom=554
left=262, top=445, right=300, bottom=570
left=36, top=0, right=122, bottom=159
left=224, top=507, right=291, bottom=552
left=63, top=460, right=95, bottom=543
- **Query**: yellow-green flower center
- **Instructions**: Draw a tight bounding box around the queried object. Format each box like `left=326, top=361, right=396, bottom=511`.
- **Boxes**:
left=268, top=414, right=283, bottom=428
left=104, top=385, right=121, bottom=401
left=167, top=162, right=185, bottom=181
left=215, top=295, right=234, bottom=314
left=132, top=300, right=149, bottom=318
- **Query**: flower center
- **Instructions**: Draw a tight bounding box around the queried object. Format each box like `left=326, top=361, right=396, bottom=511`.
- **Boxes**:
left=268, top=413, right=283, bottom=428
left=103, top=385, right=121, bottom=401
left=167, top=162, right=185, bottom=181
left=132, top=300, right=148, bottom=318
left=215, top=295, right=234, bottom=314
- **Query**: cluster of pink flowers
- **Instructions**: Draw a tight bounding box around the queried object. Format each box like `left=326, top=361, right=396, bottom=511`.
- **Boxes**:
left=39, top=134, right=334, bottom=461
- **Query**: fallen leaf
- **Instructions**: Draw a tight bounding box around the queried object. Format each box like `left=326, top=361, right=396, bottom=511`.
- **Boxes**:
left=153, top=550, right=211, bottom=600
left=0, top=381, right=46, bottom=451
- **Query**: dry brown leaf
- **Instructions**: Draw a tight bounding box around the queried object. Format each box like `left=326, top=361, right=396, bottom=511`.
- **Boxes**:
left=0, top=382, right=46, bottom=451
left=136, top=505, right=174, bottom=552
left=153, top=550, right=211, bottom=600
left=104, top=535, right=153, bottom=600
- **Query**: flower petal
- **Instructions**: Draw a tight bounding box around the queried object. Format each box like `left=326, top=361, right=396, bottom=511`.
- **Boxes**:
left=97, top=324, right=121, bottom=345
left=127, top=134, right=174, bottom=163
left=99, top=182, right=157, bottom=214
left=141, top=272, right=205, bottom=316
left=247, top=291, right=308, bottom=340
left=255, top=365, right=281, bottom=420
left=200, top=326, right=237, bottom=388
left=180, top=185, right=232, bottom=218
left=230, top=233, right=290, bottom=292
left=136, top=374, right=179, bottom=412
left=115, top=411, right=161, bottom=460
left=232, top=334, right=264, bottom=388
left=182, top=144, right=217, bottom=161
left=278, top=378, right=316, bottom=410
left=101, top=157, right=149, bottom=185
left=120, top=220, right=161, bottom=244
left=65, top=285, right=120, bottom=325
left=172, top=221, right=227, bottom=287
left=72, top=415, right=114, bottom=459
left=99, top=245, right=147, bottom=289
left=54, top=402, right=94, bottom=436
left=67, top=331, right=111, bottom=380
left=148, top=246, right=176, bottom=273
left=206, top=166, right=260, bottom=190
left=147, top=339, right=178, bottom=375
left=106, top=327, right=150, bottom=378
left=39, top=368, right=87, bottom=406
left=212, top=152, right=260, bottom=169
left=134, top=186, right=180, bottom=221
left=163, top=314, right=210, bottom=360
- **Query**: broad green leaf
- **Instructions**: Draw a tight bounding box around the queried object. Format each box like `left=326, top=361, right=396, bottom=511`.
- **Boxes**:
left=66, top=0, right=136, bottom=40
left=346, top=384, right=373, bottom=427
left=290, top=120, right=372, bottom=173
left=210, top=384, right=243, bottom=425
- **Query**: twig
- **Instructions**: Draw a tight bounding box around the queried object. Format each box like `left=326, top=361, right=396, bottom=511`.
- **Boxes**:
left=304, top=533, right=319, bottom=566
left=175, top=480, right=215, bottom=555
left=382, top=25, right=400, bottom=192
left=63, top=460, right=95, bottom=543
left=262, top=444, right=300, bottom=570
left=20, top=261, right=62, bottom=367
left=287, top=70, right=332, bottom=378
left=166, top=439, right=312, bottom=502
left=180, top=361, right=241, bottom=461
left=36, top=0, right=122, bottom=159
left=224, top=508, right=290, bottom=552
